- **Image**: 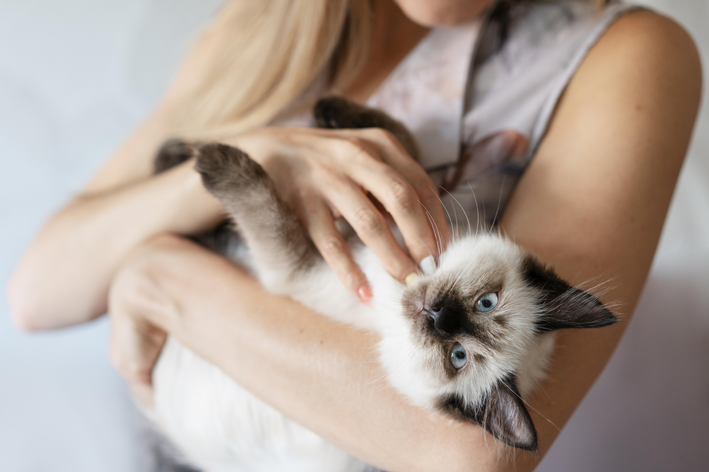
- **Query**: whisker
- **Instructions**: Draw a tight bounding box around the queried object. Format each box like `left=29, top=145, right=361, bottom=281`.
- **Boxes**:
left=430, top=184, right=455, bottom=239
left=489, top=175, right=507, bottom=233
left=420, top=198, right=441, bottom=250
left=414, top=236, right=434, bottom=261
left=442, top=187, right=472, bottom=238
left=363, top=371, right=391, bottom=387
left=420, top=202, right=443, bottom=255
left=467, top=182, right=481, bottom=236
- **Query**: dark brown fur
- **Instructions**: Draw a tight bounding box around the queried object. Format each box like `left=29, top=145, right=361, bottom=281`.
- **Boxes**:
left=194, top=143, right=319, bottom=275
left=438, top=374, right=538, bottom=451
left=314, top=96, right=420, bottom=160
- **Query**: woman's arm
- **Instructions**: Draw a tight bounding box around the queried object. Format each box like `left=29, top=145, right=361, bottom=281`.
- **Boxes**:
left=8, top=122, right=446, bottom=330
left=108, top=11, right=701, bottom=472
left=109, top=234, right=497, bottom=471
left=7, top=109, right=224, bottom=330
left=498, top=10, right=701, bottom=466
left=8, top=39, right=448, bottom=331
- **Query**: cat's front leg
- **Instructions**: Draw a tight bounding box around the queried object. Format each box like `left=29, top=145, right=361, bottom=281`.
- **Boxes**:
left=194, top=143, right=319, bottom=287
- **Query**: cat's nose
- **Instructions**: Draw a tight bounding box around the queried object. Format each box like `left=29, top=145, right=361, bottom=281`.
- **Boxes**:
left=427, top=302, right=467, bottom=336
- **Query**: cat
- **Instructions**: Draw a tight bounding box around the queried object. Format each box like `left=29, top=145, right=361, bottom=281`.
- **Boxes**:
left=146, top=97, right=617, bottom=471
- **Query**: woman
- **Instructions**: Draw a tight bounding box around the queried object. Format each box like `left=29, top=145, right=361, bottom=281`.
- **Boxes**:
left=8, top=0, right=701, bottom=470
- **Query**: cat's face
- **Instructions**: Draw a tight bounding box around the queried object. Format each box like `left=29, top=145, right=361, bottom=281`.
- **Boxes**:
left=378, top=234, right=616, bottom=450
left=404, top=235, right=539, bottom=394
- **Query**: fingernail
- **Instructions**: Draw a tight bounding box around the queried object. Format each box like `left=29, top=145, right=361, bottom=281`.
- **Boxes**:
left=405, top=272, right=419, bottom=286
left=419, top=255, right=436, bottom=275
left=358, top=284, right=373, bottom=306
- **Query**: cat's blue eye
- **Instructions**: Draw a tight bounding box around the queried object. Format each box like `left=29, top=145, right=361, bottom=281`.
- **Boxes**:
left=450, top=343, right=468, bottom=370
left=475, top=292, right=498, bottom=312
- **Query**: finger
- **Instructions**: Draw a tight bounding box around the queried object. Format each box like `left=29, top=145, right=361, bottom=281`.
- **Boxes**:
left=349, top=161, right=440, bottom=265
left=109, top=322, right=155, bottom=407
left=324, top=179, right=417, bottom=282
left=108, top=301, right=165, bottom=407
left=296, top=194, right=372, bottom=304
left=131, top=381, right=156, bottom=408
left=360, top=128, right=450, bottom=250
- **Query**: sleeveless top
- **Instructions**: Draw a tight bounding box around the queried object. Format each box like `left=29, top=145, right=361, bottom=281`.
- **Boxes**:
left=275, top=0, right=640, bottom=229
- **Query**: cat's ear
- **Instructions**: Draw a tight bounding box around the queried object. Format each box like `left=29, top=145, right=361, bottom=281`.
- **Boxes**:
left=439, top=375, right=538, bottom=451
left=523, top=256, right=617, bottom=333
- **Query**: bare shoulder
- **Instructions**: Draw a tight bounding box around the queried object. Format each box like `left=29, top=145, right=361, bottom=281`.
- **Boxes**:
left=598, top=9, right=701, bottom=66
left=528, top=9, right=703, bottom=182
left=582, top=9, right=702, bottom=104
left=569, top=8, right=702, bottom=125
left=532, top=8, right=703, bottom=211
left=503, top=8, right=702, bottom=270
left=567, top=9, right=702, bottom=138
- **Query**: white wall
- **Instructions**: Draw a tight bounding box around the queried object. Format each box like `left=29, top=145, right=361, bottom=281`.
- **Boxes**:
left=0, top=1, right=222, bottom=470
left=0, top=1, right=707, bottom=471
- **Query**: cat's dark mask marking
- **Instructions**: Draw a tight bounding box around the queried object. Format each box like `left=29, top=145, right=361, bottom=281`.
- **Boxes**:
left=425, top=293, right=476, bottom=337
left=439, top=374, right=538, bottom=451
left=522, top=256, right=618, bottom=333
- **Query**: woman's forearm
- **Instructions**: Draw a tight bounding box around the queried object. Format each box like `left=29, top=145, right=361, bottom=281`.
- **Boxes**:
left=8, top=161, right=223, bottom=330
left=118, top=234, right=512, bottom=472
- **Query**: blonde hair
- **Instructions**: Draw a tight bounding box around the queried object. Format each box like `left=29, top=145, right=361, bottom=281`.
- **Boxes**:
left=172, top=0, right=607, bottom=140
left=172, top=0, right=372, bottom=140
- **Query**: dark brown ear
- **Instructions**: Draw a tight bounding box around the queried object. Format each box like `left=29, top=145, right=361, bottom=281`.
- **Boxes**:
left=522, top=256, right=617, bottom=333
left=313, top=96, right=420, bottom=161
left=439, top=375, right=538, bottom=451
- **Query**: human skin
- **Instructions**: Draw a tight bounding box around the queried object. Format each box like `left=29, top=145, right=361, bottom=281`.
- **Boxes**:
left=8, top=2, right=702, bottom=472
left=8, top=1, right=450, bottom=326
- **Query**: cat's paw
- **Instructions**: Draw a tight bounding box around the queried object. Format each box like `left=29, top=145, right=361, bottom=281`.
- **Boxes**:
left=313, top=97, right=419, bottom=160
left=194, top=143, right=269, bottom=196
left=314, top=96, right=378, bottom=130
left=154, top=139, right=197, bottom=174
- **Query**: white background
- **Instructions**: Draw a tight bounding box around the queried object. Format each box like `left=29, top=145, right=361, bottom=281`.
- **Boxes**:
left=0, top=1, right=707, bottom=470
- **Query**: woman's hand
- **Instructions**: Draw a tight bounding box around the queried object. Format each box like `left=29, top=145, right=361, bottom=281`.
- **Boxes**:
left=227, top=126, right=450, bottom=301
left=108, top=239, right=171, bottom=407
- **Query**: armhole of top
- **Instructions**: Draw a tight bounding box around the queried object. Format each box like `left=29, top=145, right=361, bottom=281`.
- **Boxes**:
left=527, top=3, right=646, bottom=158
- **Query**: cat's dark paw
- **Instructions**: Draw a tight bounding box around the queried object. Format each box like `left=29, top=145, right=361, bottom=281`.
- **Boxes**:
left=154, top=139, right=197, bottom=174
left=314, top=96, right=379, bottom=130
left=313, top=96, right=419, bottom=160
left=194, top=143, right=268, bottom=196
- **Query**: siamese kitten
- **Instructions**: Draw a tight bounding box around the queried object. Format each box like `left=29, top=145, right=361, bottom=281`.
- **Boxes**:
left=146, top=97, right=616, bottom=471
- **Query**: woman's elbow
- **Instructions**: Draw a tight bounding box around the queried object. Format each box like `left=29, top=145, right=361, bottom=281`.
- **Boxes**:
left=6, top=260, right=102, bottom=331
left=7, top=270, right=46, bottom=331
